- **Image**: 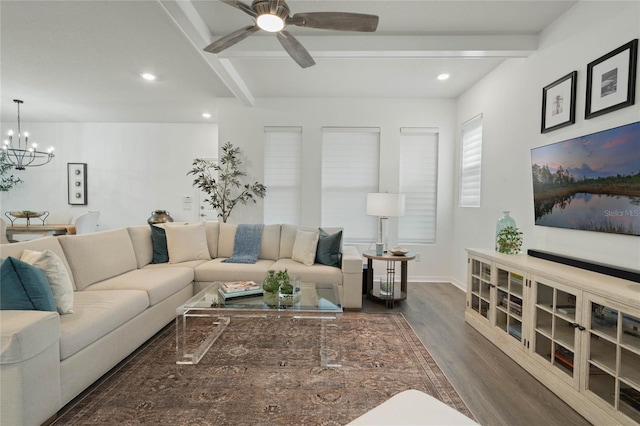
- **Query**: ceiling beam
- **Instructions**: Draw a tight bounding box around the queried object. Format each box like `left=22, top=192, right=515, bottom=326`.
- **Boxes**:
left=217, top=34, right=538, bottom=59
left=158, top=0, right=255, bottom=106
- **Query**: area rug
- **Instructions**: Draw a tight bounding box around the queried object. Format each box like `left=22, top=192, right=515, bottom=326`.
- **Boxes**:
left=54, top=313, right=475, bottom=425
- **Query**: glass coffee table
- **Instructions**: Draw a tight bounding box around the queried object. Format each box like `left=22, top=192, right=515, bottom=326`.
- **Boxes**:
left=176, top=281, right=343, bottom=366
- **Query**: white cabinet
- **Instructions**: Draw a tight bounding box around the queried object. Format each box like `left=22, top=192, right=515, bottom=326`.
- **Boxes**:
left=466, top=249, right=640, bottom=425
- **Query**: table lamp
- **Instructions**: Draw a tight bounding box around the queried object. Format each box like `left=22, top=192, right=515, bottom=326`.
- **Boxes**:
left=366, top=193, right=406, bottom=255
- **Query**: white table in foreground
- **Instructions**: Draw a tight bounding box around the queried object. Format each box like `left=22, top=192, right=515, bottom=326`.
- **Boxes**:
left=176, top=282, right=343, bottom=366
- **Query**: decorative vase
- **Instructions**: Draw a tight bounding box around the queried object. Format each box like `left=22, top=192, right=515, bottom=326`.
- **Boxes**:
left=147, top=210, right=174, bottom=225
left=496, top=211, right=516, bottom=251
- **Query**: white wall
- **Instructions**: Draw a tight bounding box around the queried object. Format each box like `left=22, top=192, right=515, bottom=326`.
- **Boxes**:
left=0, top=122, right=218, bottom=230
left=453, top=1, right=640, bottom=287
left=218, top=97, right=457, bottom=281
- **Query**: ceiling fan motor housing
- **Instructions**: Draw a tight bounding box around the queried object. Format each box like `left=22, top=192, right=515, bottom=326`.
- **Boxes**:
left=252, top=0, right=290, bottom=21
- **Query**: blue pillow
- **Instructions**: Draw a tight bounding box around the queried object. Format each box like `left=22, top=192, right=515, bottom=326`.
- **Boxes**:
left=315, top=229, right=342, bottom=267
left=149, top=224, right=169, bottom=264
left=1, top=257, right=57, bottom=311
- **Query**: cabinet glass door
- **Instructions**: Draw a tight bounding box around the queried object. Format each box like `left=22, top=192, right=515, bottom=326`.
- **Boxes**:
left=586, top=297, right=640, bottom=423
left=469, top=259, right=492, bottom=321
left=495, top=267, right=524, bottom=343
left=532, top=278, right=581, bottom=387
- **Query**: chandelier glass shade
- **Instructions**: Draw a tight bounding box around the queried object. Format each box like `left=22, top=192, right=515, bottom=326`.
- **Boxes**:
left=2, top=99, right=54, bottom=170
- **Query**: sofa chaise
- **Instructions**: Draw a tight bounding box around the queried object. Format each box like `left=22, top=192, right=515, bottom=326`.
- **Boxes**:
left=1, top=222, right=361, bottom=425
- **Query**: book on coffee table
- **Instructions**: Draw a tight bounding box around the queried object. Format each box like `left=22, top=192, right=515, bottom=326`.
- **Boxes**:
left=217, top=287, right=263, bottom=300
left=220, top=280, right=261, bottom=294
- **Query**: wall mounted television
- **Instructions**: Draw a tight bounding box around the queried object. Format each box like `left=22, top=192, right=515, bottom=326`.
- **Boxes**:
left=531, top=121, right=640, bottom=236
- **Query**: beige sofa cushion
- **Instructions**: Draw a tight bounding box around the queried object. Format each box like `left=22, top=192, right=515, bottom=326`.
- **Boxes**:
left=218, top=223, right=281, bottom=260
left=194, top=258, right=276, bottom=283
left=127, top=226, right=153, bottom=268
left=85, top=267, right=193, bottom=306
left=270, top=259, right=342, bottom=285
left=279, top=225, right=342, bottom=260
left=164, top=222, right=211, bottom=264
left=58, top=229, right=138, bottom=291
left=59, top=290, right=148, bottom=360
left=0, top=310, right=60, bottom=364
left=204, top=222, right=219, bottom=259
left=0, top=236, right=76, bottom=290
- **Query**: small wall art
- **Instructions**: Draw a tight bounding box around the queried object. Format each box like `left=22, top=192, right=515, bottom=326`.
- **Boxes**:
left=68, top=163, right=87, bottom=205
left=585, top=39, right=638, bottom=119
left=541, top=71, right=577, bottom=133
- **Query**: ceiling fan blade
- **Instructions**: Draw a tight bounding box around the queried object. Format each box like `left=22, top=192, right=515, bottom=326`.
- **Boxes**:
left=276, top=30, right=315, bottom=68
left=288, top=12, right=379, bottom=32
left=203, top=25, right=259, bottom=53
left=219, top=0, right=256, bottom=17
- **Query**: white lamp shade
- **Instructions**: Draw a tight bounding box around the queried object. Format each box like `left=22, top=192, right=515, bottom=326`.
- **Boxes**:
left=366, top=193, right=406, bottom=217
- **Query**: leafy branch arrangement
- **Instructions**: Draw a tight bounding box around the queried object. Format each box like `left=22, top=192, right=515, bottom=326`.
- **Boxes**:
left=0, top=151, right=23, bottom=192
left=496, top=225, right=523, bottom=254
left=188, top=142, right=266, bottom=223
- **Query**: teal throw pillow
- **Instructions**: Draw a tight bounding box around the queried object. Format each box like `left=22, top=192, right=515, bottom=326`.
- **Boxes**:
left=315, top=229, right=342, bottom=268
left=150, top=225, right=169, bottom=264
left=0, top=257, right=57, bottom=311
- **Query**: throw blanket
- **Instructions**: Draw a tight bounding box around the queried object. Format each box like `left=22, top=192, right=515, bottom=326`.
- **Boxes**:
left=223, top=224, right=264, bottom=264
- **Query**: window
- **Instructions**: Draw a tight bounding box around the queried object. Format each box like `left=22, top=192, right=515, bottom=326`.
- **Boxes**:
left=399, top=128, right=438, bottom=243
left=321, top=127, right=380, bottom=242
left=263, top=127, right=302, bottom=224
left=459, top=115, right=483, bottom=207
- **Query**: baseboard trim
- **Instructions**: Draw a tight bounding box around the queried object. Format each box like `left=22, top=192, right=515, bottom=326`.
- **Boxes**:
left=528, top=249, right=640, bottom=283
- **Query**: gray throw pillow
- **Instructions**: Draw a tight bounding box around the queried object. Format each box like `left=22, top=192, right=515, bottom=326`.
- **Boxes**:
left=315, top=228, right=342, bottom=267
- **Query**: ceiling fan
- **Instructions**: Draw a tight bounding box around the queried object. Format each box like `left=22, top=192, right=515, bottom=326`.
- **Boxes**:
left=203, top=0, right=379, bottom=68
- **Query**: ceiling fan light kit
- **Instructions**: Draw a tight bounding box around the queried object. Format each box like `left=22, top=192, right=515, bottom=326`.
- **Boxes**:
left=205, top=0, right=379, bottom=68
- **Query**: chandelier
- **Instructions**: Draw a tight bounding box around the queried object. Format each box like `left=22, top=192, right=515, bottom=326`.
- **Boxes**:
left=2, top=99, right=54, bottom=170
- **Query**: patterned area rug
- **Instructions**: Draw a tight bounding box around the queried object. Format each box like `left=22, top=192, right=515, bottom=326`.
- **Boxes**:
left=54, top=313, right=475, bottom=425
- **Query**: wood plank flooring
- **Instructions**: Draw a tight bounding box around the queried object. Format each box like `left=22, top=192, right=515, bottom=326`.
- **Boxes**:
left=361, top=282, right=591, bottom=426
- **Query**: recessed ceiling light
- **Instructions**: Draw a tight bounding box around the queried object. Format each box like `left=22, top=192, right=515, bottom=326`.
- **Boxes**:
left=202, top=112, right=212, bottom=119
left=141, top=73, right=156, bottom=81
left=437, top=73, right=450, bottom=81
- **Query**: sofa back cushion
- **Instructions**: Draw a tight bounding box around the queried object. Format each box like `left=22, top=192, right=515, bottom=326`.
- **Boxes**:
left=279, top=225, right=343, bottom=260
left=204, top=221, right=219, bottom=259
left=218, top=223, right=280, bottom=261
left=58, top=228, right=137, bottom=290
left=0, top=236, right=77, bottom=290
left=127, top=226, right=153, bottom=268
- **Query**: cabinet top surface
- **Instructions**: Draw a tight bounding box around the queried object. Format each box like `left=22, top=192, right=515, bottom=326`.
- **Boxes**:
left=467, top=248, right=640, bottom=307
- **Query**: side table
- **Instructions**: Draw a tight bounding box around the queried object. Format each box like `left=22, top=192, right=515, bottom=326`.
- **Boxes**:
left=363, top=250, right=416, bottom=308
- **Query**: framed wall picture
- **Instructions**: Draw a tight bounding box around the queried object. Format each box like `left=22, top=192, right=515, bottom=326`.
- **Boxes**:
left=68, top=163, right=87, bottom=205
left=585, top=39, right=638, bottom=119
left=541, top=71, right=577, bottom=133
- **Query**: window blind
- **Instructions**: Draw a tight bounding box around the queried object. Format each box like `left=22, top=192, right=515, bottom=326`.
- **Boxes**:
left=321, top=128, right=380, bottom=242
left=399, top=128, right=438, bottom=243
left=459, top=115, right=483, bottom=207
left=264, top=127, right=302, bottom=224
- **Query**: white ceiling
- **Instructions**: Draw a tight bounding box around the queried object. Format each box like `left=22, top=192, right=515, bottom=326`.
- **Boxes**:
left=0, top=0, right=577, bottom=123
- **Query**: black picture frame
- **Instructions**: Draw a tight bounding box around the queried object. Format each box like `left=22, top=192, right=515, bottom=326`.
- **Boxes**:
left=67, top=163, right=87, bottom=205
left=541, top=71, right=577, bottom=133
left=585, top=39, right=638, bottom=119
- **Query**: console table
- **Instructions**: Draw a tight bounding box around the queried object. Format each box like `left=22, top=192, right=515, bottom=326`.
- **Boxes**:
left=363, top=250, right=415, bottom=308
left=6, top=224, right=76, bottom=242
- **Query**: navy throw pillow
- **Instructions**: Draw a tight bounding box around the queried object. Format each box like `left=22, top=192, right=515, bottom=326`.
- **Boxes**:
left=315, top=229, right=342, bottom=267
left=0, top=257, right=57, bottom=311
left=150, top=224, right=169, bottom=264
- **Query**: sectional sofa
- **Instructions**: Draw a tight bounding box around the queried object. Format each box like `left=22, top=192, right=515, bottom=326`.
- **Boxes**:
left=0, top=222, right=362, bottom=425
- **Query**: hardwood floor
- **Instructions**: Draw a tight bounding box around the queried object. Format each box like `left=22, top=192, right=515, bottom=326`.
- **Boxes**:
left=361, top=282, right=591, bottom=426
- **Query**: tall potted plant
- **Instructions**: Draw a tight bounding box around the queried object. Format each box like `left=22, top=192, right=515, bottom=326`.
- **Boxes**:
left=188, top=141, right=266, bottom=223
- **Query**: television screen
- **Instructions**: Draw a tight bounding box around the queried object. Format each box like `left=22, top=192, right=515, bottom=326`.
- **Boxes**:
left=531, top=121, right=640, bottom=236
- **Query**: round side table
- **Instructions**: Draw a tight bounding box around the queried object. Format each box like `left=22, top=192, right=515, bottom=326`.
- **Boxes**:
left=363, top=250, right=416, bottom=308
